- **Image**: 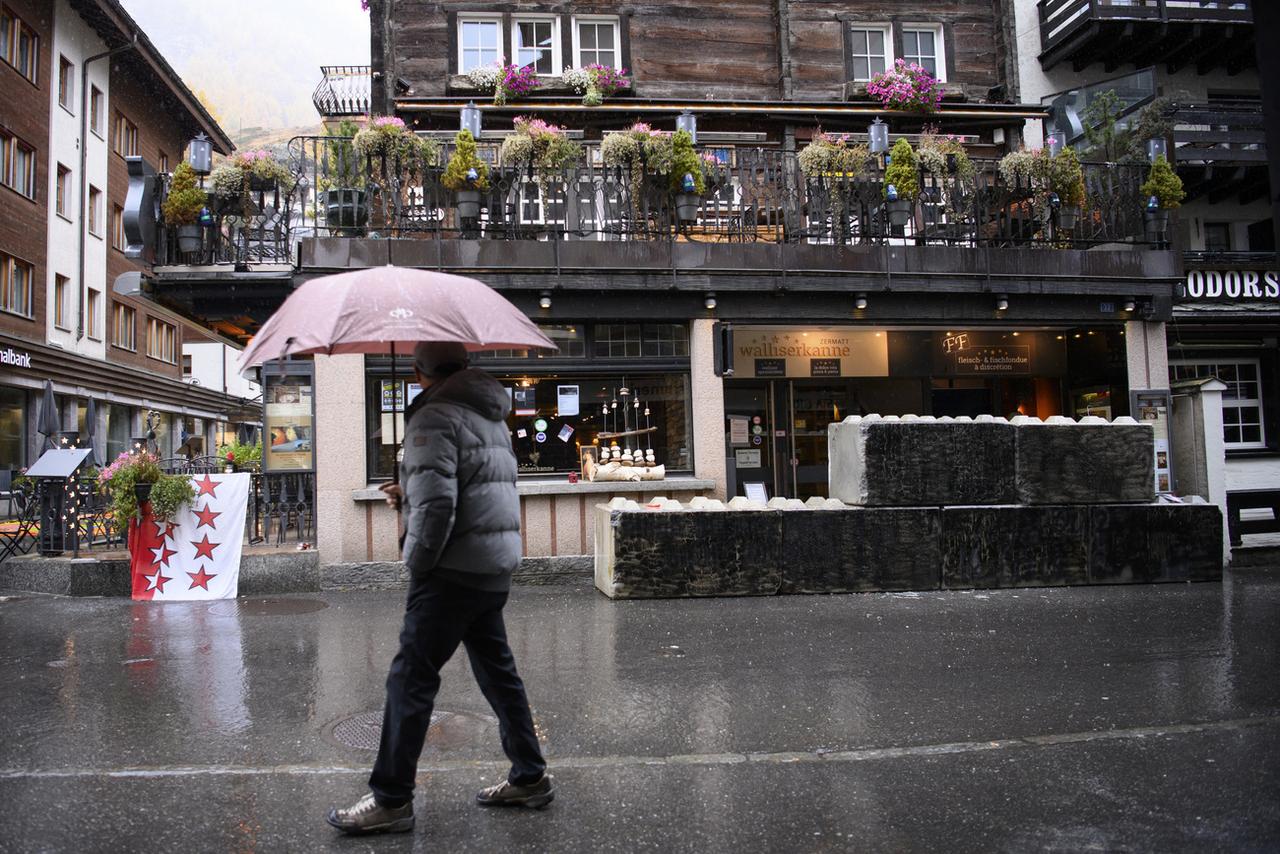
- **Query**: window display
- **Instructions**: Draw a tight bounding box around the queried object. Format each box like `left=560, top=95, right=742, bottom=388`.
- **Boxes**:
left=263, top=370, right=314, bottom=472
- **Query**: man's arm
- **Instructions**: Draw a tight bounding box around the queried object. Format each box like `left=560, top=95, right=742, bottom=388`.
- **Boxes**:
left=401, top=406, right=459, bottom=576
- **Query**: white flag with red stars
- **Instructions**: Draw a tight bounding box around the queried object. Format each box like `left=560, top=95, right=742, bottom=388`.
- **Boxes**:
left=129, top=473, right=251, bottom=601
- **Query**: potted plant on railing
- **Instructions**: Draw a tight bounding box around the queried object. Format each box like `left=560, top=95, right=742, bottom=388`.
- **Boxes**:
left=98, top=450, right=196, bottom=538
left=442, top=129, right=490, bottom=219
left=162, top=162, right=208, bottom=253
left=1047, top=147, right=1086, bottom=230
left=669, top=129, right=705, bottom=223
left=500, top=117, right=582, bottom=211
left=318, top=119, right=367, bottom=230
left=883, top=138, right=919, bottom=226
left=562, top=64, right=630, bottom=106
left=217, top=440, right=262, bottom=473
left=208, top=149, right=294, bottom=218
left=916, top=129, right=976, bottom=230
left=798, top=132, right=871, bottom=233
left=1140, top=153, right=1184, bottom=242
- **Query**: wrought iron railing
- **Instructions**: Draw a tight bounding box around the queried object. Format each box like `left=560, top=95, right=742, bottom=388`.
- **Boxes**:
left=153, top=172, right=295, bottom=267
left=312, top=65, right=371, bottom=118
left=285, top=135, right=1156, bottom=248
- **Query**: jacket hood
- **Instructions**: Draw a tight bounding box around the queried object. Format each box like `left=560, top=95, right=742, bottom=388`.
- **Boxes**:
left=429, top=368, right=511, bottom=422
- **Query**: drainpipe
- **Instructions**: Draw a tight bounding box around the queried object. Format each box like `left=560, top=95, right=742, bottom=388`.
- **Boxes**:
left=77, top=35, right=137, bottom=342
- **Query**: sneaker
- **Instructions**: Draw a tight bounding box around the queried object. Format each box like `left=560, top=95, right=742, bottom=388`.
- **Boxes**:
left=326, top=793, right=414, bottom=835
left=476, top=774, right=555, bottom=809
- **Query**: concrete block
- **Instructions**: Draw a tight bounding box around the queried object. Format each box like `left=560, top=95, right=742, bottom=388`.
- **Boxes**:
left=0, top=557, right=130, bottom=596
left=321, top=561, right=409, bottom=591
left=1089, top=503, right=1223, bottom=584
left=941, top=506, right=1089, bottom=589
left=829, top=415, right=1016, bottom=506
left=1015, top=416, right=1155, bottom=505
left=781, top=507, right=941, bottom=593
left=595, top=505, right=782, bottom=599
left=239, top=552, right=321, bottom=594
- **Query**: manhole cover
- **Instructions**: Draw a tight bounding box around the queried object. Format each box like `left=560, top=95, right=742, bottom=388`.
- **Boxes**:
left=327, top=709, right=497, bottom=752
left=208, top=597, right=328, bottom=617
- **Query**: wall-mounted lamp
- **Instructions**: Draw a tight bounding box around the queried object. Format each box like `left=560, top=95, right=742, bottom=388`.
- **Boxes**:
left=868, top=117, right=889, bottom=154
left=187, top=132, right=213, bottom=174
left=461, top=101, right=482, bottom=140
left=1146, top=137, right=1168, bottom=164
left=855, top=293, right=868, bottom=311
left=677, top=110, right=698, bottom=144
left=1123, top=299, right=1136, bottom=313
left=704, top=292, right=717, bottom=310
left=538, top=290, right=552, bottom=310
left=995, top=294, right=1009, bottom=312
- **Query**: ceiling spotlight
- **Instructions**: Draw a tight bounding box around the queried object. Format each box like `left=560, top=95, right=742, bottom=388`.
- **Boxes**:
left=855, top=293, right=868, bottom=311
left=704, top=292, right=717, bottom=310
left=538, top=290, right=552, bottom=310
left=995, top=294, right=1009, bottom=312
left=1123, top=299, right=1136, bottom=313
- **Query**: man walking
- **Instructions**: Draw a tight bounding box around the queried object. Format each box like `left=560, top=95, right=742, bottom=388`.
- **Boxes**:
left=328, top=342, right=553, bottom=835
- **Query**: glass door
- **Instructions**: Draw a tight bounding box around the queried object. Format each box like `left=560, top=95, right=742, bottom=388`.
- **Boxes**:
left=724, top=382, right=777, bottom=498
left=788, top=381, right=852, bottom=499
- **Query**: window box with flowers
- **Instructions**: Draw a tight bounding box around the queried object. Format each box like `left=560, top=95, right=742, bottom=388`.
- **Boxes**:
left=561, top=64, right=630, bottom=106
left=859, top=59, right=944, bottom=113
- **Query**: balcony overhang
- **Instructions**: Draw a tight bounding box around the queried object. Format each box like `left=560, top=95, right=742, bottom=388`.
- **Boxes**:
left=1038, top=0, right=1255, bottom=75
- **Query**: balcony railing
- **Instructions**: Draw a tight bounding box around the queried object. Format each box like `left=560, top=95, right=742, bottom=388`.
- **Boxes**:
left=312, top=65, right=371, bottom=118
left=284, top=135, right=1156, bottom=250
left=1171, top=103, right=1266, bottom=166
left=148, top=138, right=1164, bottom=270
left=1038, top=0, right=1253, bottom=72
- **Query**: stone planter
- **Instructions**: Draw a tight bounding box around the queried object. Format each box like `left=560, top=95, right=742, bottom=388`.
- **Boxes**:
left=1144, top=209, right=1170, bottom=242
left=175, top=224, right=202, bottom=253
left=455, top=190, right=482, bottom=219
left=674, top=193, right=701, bottom=222
left=321, top=188, right=368, bottom=230
left=886, top=198, right=913, bottom=226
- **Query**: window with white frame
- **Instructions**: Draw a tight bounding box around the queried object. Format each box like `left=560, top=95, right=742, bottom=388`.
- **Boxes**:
left=86, top=287, right=100, bottom=339
left=1170, top=360, right=1266, bottom=449
left=58, top=55, right=73, bottom=110
left=0, top=252, right=33, bottom=317
left=513, top=16, right=558, bottom=74
left=458, top=16, right=501, bottom=72
left=146, top=317, right=177, bottom=363
left=848, top=25, right=891, bottom=81
left=573, top=17, right=620, bottom=69
left=1, top=131, right=36, bottom=199
left=89, top=86, right=103, bottom=136
left=54, top=274, right=70, bottom=330
left=902, top=25, right=944, bottom=79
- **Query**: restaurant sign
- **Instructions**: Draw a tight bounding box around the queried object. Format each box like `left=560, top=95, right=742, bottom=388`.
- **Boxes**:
left=732, top=327, right=889, bottom=379
left=1181, top=269, right=1280, bottom=301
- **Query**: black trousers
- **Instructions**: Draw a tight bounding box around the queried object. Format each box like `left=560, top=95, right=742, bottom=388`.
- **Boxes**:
left=369, top=573, right=547, bottom=806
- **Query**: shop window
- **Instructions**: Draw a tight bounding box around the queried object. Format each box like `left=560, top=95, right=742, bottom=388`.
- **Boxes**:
left=105, top=403, right=130, bottom=462
left=365, top=372, right=693, bottom=479
left=593, top=324, right=689, bottom=359
left=474, top=324, right=588, bottom=360
left=573, top=17, right=619, bottom=69
left=1171, top=360, right=1266, bottom=449
left=0, top=252, right=33, bottom=317
left=0, top=385, right=24, bottom=473
left=594, top=324, right=643, bottom=358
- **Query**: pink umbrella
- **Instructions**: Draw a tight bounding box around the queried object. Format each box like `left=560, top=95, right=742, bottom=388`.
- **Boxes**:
left=238, top=266, right=557, bottom=480
left=238, top=266, right=556, bottom=365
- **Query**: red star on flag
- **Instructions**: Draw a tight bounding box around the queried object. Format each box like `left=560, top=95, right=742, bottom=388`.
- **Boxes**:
left=149, top=544, right=178, bottom=567
left=152, top=520, right=177, bottom=540
left=187, top=566, right=217, bottom=591
left=145, top=570, right=172, bottom=593
left=194, top=475, right=220, bottom=498
left=193, top=503, right=221, bottom=530
left=191, top=534, right=220, bottom=561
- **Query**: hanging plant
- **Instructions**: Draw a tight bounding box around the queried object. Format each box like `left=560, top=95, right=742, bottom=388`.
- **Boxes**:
left=797, top=132, right=871, bottom=179
left=866, top=59, right=944, bottom=113
left=562, top=64, right=629, bottom=106
left=353, top=116, right=440, bottom=183
left=916, top=127, right=975, bottom=223
left=501, top=117, right=581, bottom=207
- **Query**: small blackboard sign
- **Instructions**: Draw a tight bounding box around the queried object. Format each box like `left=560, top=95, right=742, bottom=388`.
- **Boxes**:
left=755, top=358, right=786, bottom=377
left=810, top=358, right=841, bottom=377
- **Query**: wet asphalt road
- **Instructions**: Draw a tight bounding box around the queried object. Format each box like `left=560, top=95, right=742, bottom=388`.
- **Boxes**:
left=0, top=571, right=1278, bottom=853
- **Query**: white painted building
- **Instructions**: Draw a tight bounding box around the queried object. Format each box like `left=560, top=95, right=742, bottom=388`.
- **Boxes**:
left=44, top=0, right=109, bottom=360
left=183, top=340, right=261, bottom=401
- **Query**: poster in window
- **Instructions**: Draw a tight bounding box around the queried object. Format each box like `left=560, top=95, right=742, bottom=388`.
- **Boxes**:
left=265, top=380, right=314, bottom=471
left=514, top=388, right=537, bottom=416
left=557, top=385, right=580, bottom=417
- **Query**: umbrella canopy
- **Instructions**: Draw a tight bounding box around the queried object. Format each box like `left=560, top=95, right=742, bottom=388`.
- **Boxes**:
left=84, top=398, right=101, bottom=466
left=36, top=380, right=60, bottom=451
left=238, top=266, right=557, bottom=369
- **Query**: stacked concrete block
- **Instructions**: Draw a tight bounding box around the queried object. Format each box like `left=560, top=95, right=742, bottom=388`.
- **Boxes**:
left=781, top=507, right=941, bottom=593
left=1088, top=502, right=1223, bottom=584
left=940, top=506, right=1090, bottom=589
left=594, top=498, right=782, bottom=599
left=829, top=415, right=1017, bottom=506
left=1013, top=416, right=1155, bottom=505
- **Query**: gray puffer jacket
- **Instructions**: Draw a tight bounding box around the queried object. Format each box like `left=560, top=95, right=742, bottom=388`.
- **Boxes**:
left=400, top=368, right=520, bottom=591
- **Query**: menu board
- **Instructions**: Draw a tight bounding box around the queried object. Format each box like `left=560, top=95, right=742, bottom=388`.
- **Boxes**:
left=264, top=376, right=314, bottom=471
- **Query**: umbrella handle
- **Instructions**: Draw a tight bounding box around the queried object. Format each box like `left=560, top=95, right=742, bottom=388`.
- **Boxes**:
left=391, top=341, right=399, bottom=485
